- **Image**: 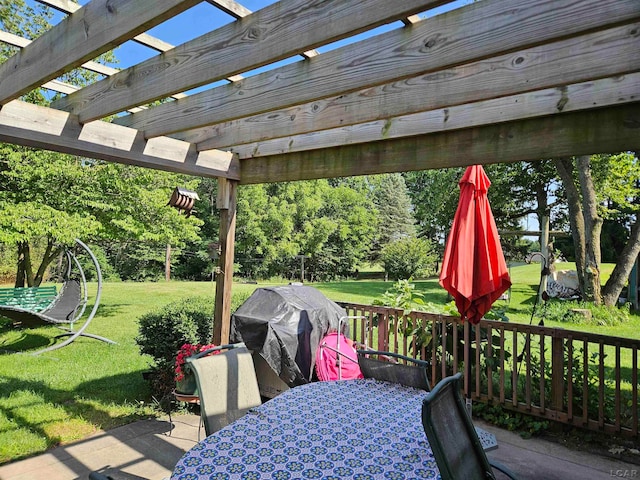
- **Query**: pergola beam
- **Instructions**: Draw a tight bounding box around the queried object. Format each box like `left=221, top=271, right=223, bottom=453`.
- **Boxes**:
left=0, top=0, right=201, bottom=105
left=0, top=29, right=119, bottom=77
left=117, top=0, right=640, bottom=139
left=185, top=25, right=640, bottom=150
left=51, top=0, right=449, bottom=123
left=0, top=100, right=239, bottom=180
left=228, top=74, right=640, bottom=159
left=238, top=103, right=640, bottom=184
left=32, top=0, right=193, bottom=101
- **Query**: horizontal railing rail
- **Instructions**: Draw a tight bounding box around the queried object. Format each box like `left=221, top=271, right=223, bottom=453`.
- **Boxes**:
left=339, top=302, right=639, bottom=438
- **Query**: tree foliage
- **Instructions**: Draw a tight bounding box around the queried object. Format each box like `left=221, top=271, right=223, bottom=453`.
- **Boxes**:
left=0, top=143, right=202, bottom=285
left=403, top=168, right=463, bottom=244
left=368, top=174, right=415, bottom=261
left=234, top=180, right=375, bottom=281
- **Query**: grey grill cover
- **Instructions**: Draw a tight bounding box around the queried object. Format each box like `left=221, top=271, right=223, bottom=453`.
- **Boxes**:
left=230, top=285, right=347, bottom=387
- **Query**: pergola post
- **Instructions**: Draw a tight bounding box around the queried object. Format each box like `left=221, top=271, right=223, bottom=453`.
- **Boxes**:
left=213, top=177, right=238, bottom=345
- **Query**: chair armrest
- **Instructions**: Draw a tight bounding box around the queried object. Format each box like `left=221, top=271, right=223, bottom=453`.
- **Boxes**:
left=356, top=349, right=429, bottom=368
left=88, top=469, right=149, bottom=480
left=489, top=459, right=520, bottom=480
left=89, top=473, right=111, bottom=480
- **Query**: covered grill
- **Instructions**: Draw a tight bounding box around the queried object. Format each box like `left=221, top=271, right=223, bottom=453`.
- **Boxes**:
left=230, top=285, right=346, bottom=391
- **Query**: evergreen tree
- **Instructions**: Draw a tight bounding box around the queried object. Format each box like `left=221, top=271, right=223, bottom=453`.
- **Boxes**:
left=369, top=174, right=416, bottom=263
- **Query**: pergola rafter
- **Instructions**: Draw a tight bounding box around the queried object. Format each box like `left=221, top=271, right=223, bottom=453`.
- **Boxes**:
left=117, top=0, right=640, bottom=140
left=0, top=0, right=638, bottom=343
left=50, top=0, right=445, bottom=123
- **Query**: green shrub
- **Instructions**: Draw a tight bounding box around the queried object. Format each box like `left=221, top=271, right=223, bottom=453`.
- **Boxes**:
left=380, top=237, right=437, bottom=280
left=473, top=402, right=549, bottom=438
left=136, top=296, right=216, bottom=370
left=136, top=291, right=252, bottom=399
left=536, top=299, right=630, bottom=326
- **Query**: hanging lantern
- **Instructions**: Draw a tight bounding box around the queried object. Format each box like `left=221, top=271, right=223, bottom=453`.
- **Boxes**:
left=167, top=187, right=200, bottom=217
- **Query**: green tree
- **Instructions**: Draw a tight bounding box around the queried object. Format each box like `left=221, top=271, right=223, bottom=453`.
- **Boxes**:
left=0, top=143, right=202, bottom=285
left=173, top=178, right=221, bottom=281
left=554, top=153, right=640, bottom=306
left=404, top=168, right=463, bottom=244
left=368, top=174, right=415, bottom=262
left=308, top=182, right=375, bottom=280
left=234, top=180, right=375, bottom=281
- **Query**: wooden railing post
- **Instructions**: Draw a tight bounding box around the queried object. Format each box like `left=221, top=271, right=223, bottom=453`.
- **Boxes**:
left=213, top=177, right=238, bottom=346
left=551, top=333, right=565, bottom=415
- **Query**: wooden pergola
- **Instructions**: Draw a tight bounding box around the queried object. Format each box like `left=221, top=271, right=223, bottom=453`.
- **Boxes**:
left=1, top=0, right=639, bottom=344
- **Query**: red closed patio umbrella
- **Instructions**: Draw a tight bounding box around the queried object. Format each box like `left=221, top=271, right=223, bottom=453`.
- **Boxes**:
left=439, top=165, right=511, bottom=324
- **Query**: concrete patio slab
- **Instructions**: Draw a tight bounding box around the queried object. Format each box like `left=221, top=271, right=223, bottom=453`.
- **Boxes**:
left=0, top=415, right=200, bottom=480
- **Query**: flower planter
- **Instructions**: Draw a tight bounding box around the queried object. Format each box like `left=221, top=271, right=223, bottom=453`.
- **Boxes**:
left=175, top=343, right=220, bottom=395
left=175, top=372, right=198, bottom=395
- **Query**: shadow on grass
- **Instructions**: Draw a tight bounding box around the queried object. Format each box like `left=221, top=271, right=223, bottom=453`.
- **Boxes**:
left=0, top=332, right=52, bottom=354
left=0, top=320, right=59, bottom=354
left=95, top=302, right=130, bottom=318
left=0, top=371, right=157, bottom=463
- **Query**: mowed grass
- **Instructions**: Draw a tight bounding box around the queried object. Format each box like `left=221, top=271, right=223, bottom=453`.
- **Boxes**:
left=0, top=281, right=271, bottom=463
left=0, top=265, right=638, bottom=463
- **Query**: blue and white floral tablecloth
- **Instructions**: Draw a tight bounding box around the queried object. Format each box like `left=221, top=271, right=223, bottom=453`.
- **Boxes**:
left=171, top=378, right=495, bottom=480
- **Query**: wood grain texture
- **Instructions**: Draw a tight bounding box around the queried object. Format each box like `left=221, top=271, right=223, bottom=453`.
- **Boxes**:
left=121, top=0, right=640, bottom=138
left=213, top=177, right=238, bottom=346
left=191, top=23, right=640, bottom=150
left=205, top=0, right=252, bottom=19
left=0, top=29, right=118, bottom=76
left=227, top=74, right=640, bottom=159
left=238, top=103, right=640, bottom=184
left=32, top=0, right=191, bottom=101
left=0, top=29, right=147, bottom=112
left=37, top=0, right=188, bottom=53
left=0, top=0, right=201, bottom=104
left=0, top=100, right=239, bottom=180
left=51, top=0, right=449, bottom=122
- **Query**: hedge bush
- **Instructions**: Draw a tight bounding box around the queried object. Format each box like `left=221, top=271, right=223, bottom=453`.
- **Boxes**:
left=136, top=291, right=251, bottom=399
left=380, top=237, right=437, bottom=280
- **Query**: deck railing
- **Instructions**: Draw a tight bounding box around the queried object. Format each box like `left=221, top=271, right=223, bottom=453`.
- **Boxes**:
left=339, top=302, right=639, bottom=438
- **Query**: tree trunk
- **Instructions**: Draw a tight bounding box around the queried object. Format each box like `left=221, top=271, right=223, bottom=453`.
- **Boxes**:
left=15, top=241, right=35, bottom=287
left=602, top=219, right=640, bottom=307
left=165, top=243, right=171, bottom=281
left=15, top=241, right=26, bottom=288
left=576, top=155, right=603, bottom=304
left=33, top=239, right=58, bottom=287
left=553, top=158, right=587, bottom=288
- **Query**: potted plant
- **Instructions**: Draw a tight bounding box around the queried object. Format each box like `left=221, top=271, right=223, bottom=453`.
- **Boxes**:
left=174, top=343, right=219, bottom=395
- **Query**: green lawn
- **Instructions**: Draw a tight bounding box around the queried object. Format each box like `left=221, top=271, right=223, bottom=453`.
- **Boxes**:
left=0, top=265, right=637, bottom=463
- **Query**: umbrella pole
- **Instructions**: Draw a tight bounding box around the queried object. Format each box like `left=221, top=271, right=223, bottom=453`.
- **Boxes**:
left=464, top=322, right=472, bottom=417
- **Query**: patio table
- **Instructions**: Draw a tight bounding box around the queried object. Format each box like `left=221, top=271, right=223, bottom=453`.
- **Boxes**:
left=171, top=378, right=497, bottom=480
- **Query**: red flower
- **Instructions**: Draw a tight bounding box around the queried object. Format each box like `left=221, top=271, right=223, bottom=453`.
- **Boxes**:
left=175, top=343, right=220, bottom=381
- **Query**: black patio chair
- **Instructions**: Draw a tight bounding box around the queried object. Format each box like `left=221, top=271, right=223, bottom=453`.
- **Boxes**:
left=422, top=373, right=519, bottom=480
left=88, top=469, right=148, bottom=480
left=187, top=342, right=262, bottom=436
left=356, top=349, right=431, bottom=391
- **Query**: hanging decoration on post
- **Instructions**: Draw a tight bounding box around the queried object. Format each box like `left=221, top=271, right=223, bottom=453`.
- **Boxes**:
left=167, top=187, right=200, bottom=217
left=208, top=242, right=223, bottom=276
